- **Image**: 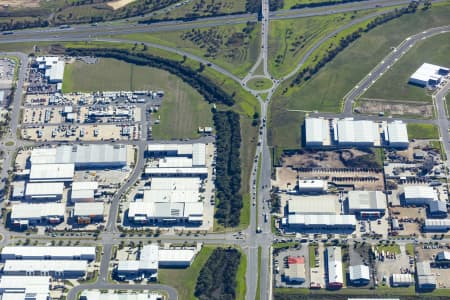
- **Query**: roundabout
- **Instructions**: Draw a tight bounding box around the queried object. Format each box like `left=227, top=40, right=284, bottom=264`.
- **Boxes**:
left=246, top=77, right=273, bottom=91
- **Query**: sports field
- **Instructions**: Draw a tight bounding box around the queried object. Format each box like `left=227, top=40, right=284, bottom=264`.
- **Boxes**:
left=63, top=58, right=212, bottom=139
left=363, top=32, right=450, bottom=102
left=116, top=22, right=261, bottom=78
left=268, top=3, right=450, bottom=153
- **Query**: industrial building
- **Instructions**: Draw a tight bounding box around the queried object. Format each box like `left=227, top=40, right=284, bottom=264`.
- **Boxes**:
left=385, top=121, right=409, bottom=148
left=144, top=167, right=208, bottom=178
left=150, top=177, right=200, bottom=191
left=80, top=291, right=163, bottom=300
left=326, top=246, right=343, bottom=289
left=349, top=265, right=370, bottom=285
left=391, top=273, right=413, bottom=287
left=3, top=260, right=87, bottom=278
left=71, top=181, right=99, bottom=202
left=36, top=56, right=65, bottom=83
left=24, top=182, right=64, bottom=201
left=73, top=202, right=105, bottom=224
left=428, top=200, right=448, bottom=218
left=347, top=191, right=386, bottom=219
left=336, top=119, right=380, bottom=147
left=435, top=251, right=450, bottom=265
left=282, top=214, right=356, bottom=232
left=287, top=196, right=337, bottom=215
left=304, top=117, right=331, bottom=147
left=403, top=185, right=438, bottom=205
left=116, top=244, right=197, bottom=280
left=1, top=246, right=96, bottom=261
left=30, top=144, right=128, bottom=169
left=304, top=118, right=408, bottom=148
left=29, top=163, right=74, bottom=182
left=146, top=144, right=206, bottom=166
left=11, top=203, right=65, bottom=227
left=0, top=276, right=51, bottom=300
left=297, top=179, right=327, bottom=194
left=423, top=219, right=450, bottom=232
left=283, top=256, right=306, bottom=284
left=416, top=261, right=436, bottom=290
left=11, top=181, right=26, bottom=200
left=409, top=63, right=449, bottom=87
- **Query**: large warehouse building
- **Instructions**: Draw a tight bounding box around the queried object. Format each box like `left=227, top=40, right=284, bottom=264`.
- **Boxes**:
left=304, top=117, right=331, bottom=147
left=116, top=244, right=198, bottom=280
left=347, top=191, right=386, bottom=219
left=1, top=246, right=96, bottom=261
left=304, top=118, right=408, bottom=148
left=0, top=276, right=51, bottom=300
left=81, top=291, right=162, bottom=300
left=73, top=202, right=105, bottom=224
left=29, top=163, right=74, bottom=182
left=146, top=143, right=206, bottom=166
left=297, top=179, right=327, bottom=194
left=11, top=203, right=65, bottom=226
left=287, top=196, right=337, bottom=215
left=36, top=56, right=65, bottom=83
left=409, top=63, right=449, bottom=87
left=385, top=121, right=409, bottom=148
left=24, top=182, right=64, bottom=201
left=335, top=119, right=380, bottom=147
left=403, top=185, right=438, bottom=205
left=282, top=214, right=356, bottom=232
left=326, top=246, right=343, bottom=289
left=30, top=144, right=128, bottom=169
left=2, top=260, right=88, bottom=278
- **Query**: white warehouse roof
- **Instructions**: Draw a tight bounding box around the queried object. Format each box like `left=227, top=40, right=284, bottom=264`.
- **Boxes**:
left=3, top=260, right=87, bottom=273
left=25, top=182, right=64, bottom=197
left=74, top=202, right=104, bottom=216
left=349, top=264, right=370, bottom=281
left=11, top=203, right=65, bottom=219
left=147, top=144, right=193, bottom=155
left=288, top=196, right=336, bottom=215
left=80, top=291, right=162, bottom=300
left=286, top=214, right=356, bottom=226
left=72, top=181, right=98, bottom=190
left=410, top=63, right=449, bottom=86
left=305, top=117, right=330, bottom=146
left=192, top=143, right=206, bottom=166
left=150, top=177, right=200, bottom=191
left=158, top=157, right=193, bottom=168
left=1, top=246, right=96, bottom=260
left=298, top=179, right=327, bottom=192
left=0, top=276, right=50, bottom=300
left=159, top=249, right=196, bottom=264
left=71, top=189, right=95, bottom=200
left=144, top=189, right=199, bottom=203
left=348, top=191, right=386, bottom=211
left=386, top=121, right=408, bottom=146
left=326, top=246, right=343, bottom=286
left=404, top=186, right=438, bottom=201
left=29, top=163, right=74, bottom=182
left=145, top=167, right=207, bottom=176
left=337, top=119, right=379, bottom=145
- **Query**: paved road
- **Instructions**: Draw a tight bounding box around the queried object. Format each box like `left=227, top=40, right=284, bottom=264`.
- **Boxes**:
left=343, top=26, right=450, bottom=115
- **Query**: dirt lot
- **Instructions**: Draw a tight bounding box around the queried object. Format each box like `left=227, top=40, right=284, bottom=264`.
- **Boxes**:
left=0, top=0, right=39, bottom=8
left=356, top=98, right=433, bottom=118
left=390, top=207, right=425, bottom=237
left=107, top=0, right=136, bottom=10
left=416, top=244, right=450, bottom=289
left=273, top=150, right=384, bottom=190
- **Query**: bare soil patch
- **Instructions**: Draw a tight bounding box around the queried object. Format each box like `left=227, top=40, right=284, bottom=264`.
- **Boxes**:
left=0, top=0, right=39, bottom=8
left=356, top=98, right=433, bottom=118
left=107, top=0, right=136, bottom=10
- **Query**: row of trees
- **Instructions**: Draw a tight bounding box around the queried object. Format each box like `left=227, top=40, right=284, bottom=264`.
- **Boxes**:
left=291, top=0, right=368, bottom=9
left=63, top=47, right=235, bottom=106
left=291, top=3, right=419, bottom=87
left=195, top=248, right=241, bottom=300
left=269, top=0, right=284, bottom=11
left=213, top=111, right=242, bottom=227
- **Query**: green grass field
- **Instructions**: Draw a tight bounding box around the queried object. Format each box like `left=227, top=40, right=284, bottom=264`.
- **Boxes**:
left=116, top=22, right=261, bottom=78
left=63, top=58, right=212, bottom=139
left=236, top=248, right=247, bottom=300
left=268, top=3, right=450, bottom=153
left=282, top=0, right=358, bottom=9
left=269, top=9, right=379, bottom=78
left=146, top=0, right=246, bottom=21
left=375, top=244, right=400, bottom=254
left=159, top=246, right=215, bottom=300
left=407, top=123, right=439, bottom=140
left=364, top=32, right=450, bottom=102
left=247, top=78, right=273, bottom=90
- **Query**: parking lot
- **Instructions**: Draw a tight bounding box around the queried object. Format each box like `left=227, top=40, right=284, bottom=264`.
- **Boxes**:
left=417, top=243, right=450, bottom=289
left=0, top=57, right=15, bottom=89
left=374, top=243, right=413, bottom=287
left=273, top=243, right=310, bottom=288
